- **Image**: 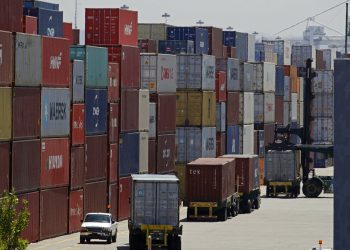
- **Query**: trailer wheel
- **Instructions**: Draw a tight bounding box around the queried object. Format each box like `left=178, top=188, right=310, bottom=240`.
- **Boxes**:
left=303, top=178, right=323, bottom=198
left=253, top=197, right=261, bottom=210
left=186, top=208, right=193, bottom=221
left=266, top=186, right=270, bottom=197
left=80, top=237, right=85, bottom=244
left=218, top=208, right=228, bottom=221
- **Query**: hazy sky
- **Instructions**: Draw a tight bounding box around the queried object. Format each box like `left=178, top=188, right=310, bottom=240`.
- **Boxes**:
left=46, top=0, right=346, bottom=40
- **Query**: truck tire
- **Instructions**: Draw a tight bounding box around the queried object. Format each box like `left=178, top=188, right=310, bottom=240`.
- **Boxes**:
left=218, top=208, right=227, bottom=221
left=168, top=235, right=181, bottom=250
left=107, top=236, right=112, bottom=244
left=303, top=178, right=323, bottom=198
left=266, top=186, right=270, bottom=197
left=253, top=198, right=261, bottom=210
left=112, top=233, right=117, bottom=243
left=186, top=208, right=193, bottom=221
left=80, top=237, right=85, bottom=244
left=175, top=236, right=182, bottom=250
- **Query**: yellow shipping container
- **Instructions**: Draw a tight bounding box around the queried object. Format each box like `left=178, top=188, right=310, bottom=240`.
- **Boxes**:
left=175, top=164, right=186, bottom=201
left=187, top=91, right=216, bottom=126
left=176, top=92, right=187, bottom=126
left=0, top=87, right=12, bottom=140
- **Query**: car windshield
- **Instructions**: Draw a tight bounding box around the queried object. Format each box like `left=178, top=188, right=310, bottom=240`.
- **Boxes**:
left=84, top=214, right=110, bottom=223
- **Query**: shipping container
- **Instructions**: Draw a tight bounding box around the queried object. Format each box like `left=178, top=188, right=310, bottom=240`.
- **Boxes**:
left=203, top=26, right=223, bottom=57
left=70, top=146, right=84, bottom=190
left=262, top=40, right=291, bottom=65
left=0, top=88, right=12, bottom=140
left=298, top=77, right=304, bottom=102
left=275, top=96, right=284, bottom=124
left=40, top=187, right=68, bottom=240
left=226, top=125, right=243, bottom=154
left=186, top=127, right=216, bottom=162
left=41, top=138, right=69, bottom=189
left=264, top=123, right=275, bottom=147
left=223, top=31, right=249, bottom=61
left=216, top=58, right=242, bottom=92
left=71, top=104, right=85, bottom=145
left=175, top=127, right=186, bottom=164
left=257, top=130, right=265, bottom=157
left=158, top=40, right=194, bottom=54
left=187, top=91, right=216, bottom=126
left=149, top=103, right=156, bottom=139
left=291, top=45, right=316, bottom=68
left=84, top=180, right=107, bottom=214
left=24, top=7, right=63, bottom=37
left=0, top=0, right=23, bottom=32
left=283, top=101, right=291, bottom=126
left=71, top=60, right=85, bottom=103
left=109, top=182, right=118, bottom=220
left=0, top=142, right=10, bottom=192
left=322, top=49, right=336, bottom=70
left=186, top=158, right=236, bottom=203
left=258, top=158, right=264, bottom=186
left=139, top=132, right=149, bottom=173
left=226, top=92, right=240, bottom=125
left=85, top=135, right=108, bottom=182
left=176, top=92, right=187, bottom=126
left=108, top=103, right=119, bottom=143
left=151, top=93, right=176, bottom=134
left=157, top=134, right=175, bottom=174
left=107, top=45, right=140, bottom=89
left=216, top=71, right=227, bottom=102
left=72, top=29, right=80, bottom=45
left=18, top=191, right=39, bottom=243
left=24, top=1, right=59, bottom=11
left=148, top=139, right=157, bottom=174
left=227, top=46, right=237, bottom=58
left=264, top=92, right=275, bottom=123
left=138, top=39, right=157, bottom=53
left=216, top=102, right=226, bottom=132
left=138, top=23, right=170, bottom=41
left=108, top=63, right=120, bottom=102
left=254, top=93, right=264, bottom=124
left=255, top=43, right=274, bottom=63
left=118, top=176, right=131, bottom=221
left=298, top=101, right=304, bottom=126
left=243, top=124, right=254, bottom=155
left=175, top=165, right=186, bottom=201
left=244, top=93, right=254, bottom=124
left=291, top=93, right=298, bottom=122
left=41, top=88, right=70, bottom=137
left=141, top=53, right=177, bottom=93
left=243, top=63, right=255, bottom=92
left=177, top=54, right=215, bottom=90
left=63, top=22, right=73, bottom=44
left=85, top=8, right=138, bottom=46
left=139, top=90, right=150, bottom=132
left=68, top=189, right=84, bottom=233
left=265, top=150, right=298, bottom=181
left=15, top=33, right=42, bottom=86
left=216, top=132, right=226, bottom=157
left=120, top=89, right=138, bottom=133
left=85, top=88, right=108, bottom=135
left=70, top=45, right=108, bottom=88
left=0, top=31, right=14, bottom=86
left=310, top=118, right=334, bottom=144
left=275, top=66, right=284, bottom=96
left=310, top=93, right=333, bottom=118
left=284, top=76, right=291, bottom=102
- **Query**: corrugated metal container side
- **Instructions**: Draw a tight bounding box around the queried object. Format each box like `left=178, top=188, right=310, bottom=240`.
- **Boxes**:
left=139, top=90, right=150, bottom=132
left=216, top=102, right=226, bottom=132
left=316, top=50, right=325, bottom=70
left=187, top=91, right=216, bottom=127
left=175, top=165, right=186, bottom=201
left=23, top=8, right=63, bottom=37
left=18, top=191, right=39, bottom=243
left=109, top=182, right=118, bottom=220
left=63, top=22, right=73, bottom=44
left=204, top=26, right=223, bottom=57
left=148, top=139, right=157, bottom=174
left=106, top=45, right=140, bottom=89
left=85, top=88, right=108, bottom=135
left=70, top=146, right=84, bottom=190
left=69, top=189, right=84, bottom=233
left=283, top=102, right=291, bottom=126
left=138, top=23, right=170, bottom=40
left=291, top=93, right=298, bottom=122
left=70, top=45, right=108, bottom=88
left=243, top=124, right=254, bottom=155
left=72, top=29, right=80, bottom=45
left=85, top=135, right=108, bottom=182
left=41, top=88, right=70, bottom=137
left=254, top=93, right=264, bottom=124
left=108, top=104, right=119, bottom=144
left=264, top=92, right=275, bottom=123
left=310, top=93, right=333, bottom=118
left=0, top=0, right=23, bottom=32
left=226, top=125, right=243, bottom=154
left=227, top=92, right=242, bottom=125
left=71, top=104, right=85, bottom=146
left=0, top=31, right=14, bottom=85
left=257, top=130, right=265, bottom=157
left=138, top=39, right=157, bottom=53
left=298, top=77, right=304, bottom=102
left=284, top=76, right=291, bottom=102
left=247, top=34, right=255, bottom=62
left=41, top=138, right=70, bottom=189
left=185, top=127, right=215, bottom=162
left=12, top=139, right=40, bottom=193
left=139, top=132, right=149, bottom=173
left=40, top=187, right=68, bottom=240
left=227, top=46, right=237, bottom=58
left=275, top=96, right=284, bottom=124
left=71, top=60, right=85, bottom=103
left=158, top=40, right=194, bottom=54
left=229, top=59, right=243, bottom=91
left=151, top=93, right=176, bottom=134
left=108, top=63, right=120, bottom=102
left=254, top=130, right=258, bottom=155
left=119, top=132, right=140, bottom=176
left=42, top=36, right=70, bottom=87
left=258, top=158, right=264, bottom=186
left=84, top=180, right=107, bottom=215
left=118, top=176, right=131, bottom=221
left=263, top=62, right=276, bottom=92
left=216, top=132, right=226, bottom=157
left=149, top=103, right=156, bottom=139
left=186, top=158, right=236, bottom=203
left=291, top=45, right=316, bottom=68
left=15, top=33, right=42, bottom=86
left=243, top=63, right=254, bottom=92
left=120, top=89, right=139, bottom=133
left=157, top=134, right=175, bottom=174
left=216, top=71, right=227, bottom=102
left=298, top=102, right=304, bottom=126
left=264, top=123, right=275, bottom=147
left=265, top=150, right=298, bottom=181
left=275, top=66, right=285, bottom=96
left=244, top=93, right=254, bottom=124
left=0, top=142, right=10, bottom=193
left=0, top=88, right=12, bottom=140
left=310, top=118, right=334, bottom=144
left=24, top=2, right=59, bottom=15
left=175, top=127, right=186, bottom=164
left=176, top=92, right=187, bottom=126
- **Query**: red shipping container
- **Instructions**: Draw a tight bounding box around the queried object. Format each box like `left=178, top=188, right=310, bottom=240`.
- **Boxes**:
left=0, top=31, right=13, bottom=86
left=70, top=146, right=85, bottom=190
left=227, top=47, right=237, bottom=58
left=107, top=45, right=140, bottom=89
left=109, top=143, right=118, bottom=183
left=63, top=22, right=73, bottom=45
left=72, top=29, right=80, bottom=45
left=227, top=92, right=240, bottom=125
left=222, top=45, right=228, bottom=58
left=41, top=138, right=70, bottom=189
left=0, top=142, right=10, bottom=193
left=138, top=39, right=157, bottom=53
left=13, top=87, right=41, bottom=139
left=148, top=139, right=156, bottom=174
left=150, top=93, right=176, bottom=135
left=85, top=135, right=108, bottom=182
left=85, top=8, right=138, bottom=46
left=216, top=132, right=226, bottom=157
left=0, top=0, right=23, bottom=32
left=71, top=104, right=85, bottom=145
left=203, top=27, right=223, bottom=58
left=108, top=182, right=118, bottom=220
left=42, top=36, right=70, bottom=87
left=23, top=16, right=37, bottom=34
left=108, top=63, right=120, bottom=102
left=120, top=89, right=139, bottom=133
left=40, top=187, right=68, bottom=240
left=275, top=96, right=284, bottom=125
left=12, top=139, right=41, bottom=194
left=118, top=176, right=131, bottom=221
left=264, top=123, right=275, bottom=147
left=157, top=134, right=175, bottom=174
left=109, top=103, right=119, bottom=143
left=84, top=180, right=107, bottom=215
left=18, top=192, right=40, bottom=243
left=216, top=71, right=227, bottom=102
left=69, top=189, right=84, bottom=233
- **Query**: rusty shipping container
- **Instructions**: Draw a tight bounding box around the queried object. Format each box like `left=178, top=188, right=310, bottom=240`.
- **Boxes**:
left=108, top=63, right=120, bottom=102
left=0, top=87, right=12, bottom=140
left=0, top=0, right=23, bottom=32
left=0, top=142, right=10, bottom=193
left=120, top=89, right=139, bottom=132
left=157, top=134, right=176, bottom=174
left=275, top=96, right=284, bottom=124
left=84, top=180, right=107, bottom=215
left=0, top=31, right=14, bottom=85
left=41, top=138, right=70, bottom=189
left=109, top=143, right=118, bottom=183
left=69, top=189, right=84, bottom=233
left=216, top=132, right=226, bottom=157
left=138, top=39, right=157, bottom=53
left=109, top=183, right=118, bottom=220
left=70, top=146, right=84, bottom=190
left=150, top=93, right=176, bottom=134
left=216, top=71, right=227, bottom=102
left=186, top=158, right=236, bottom=204
left=63, top=22, right=73, bottom=44
left=40, top=187, right=68, bottom=240
left=118, top=176, right=131, bottom=221
left=264, top=123, right=275, bottom=147
left=71, top=104, right=85, bottom=145
left=18, top=191, right=40, bottom=243
left=13, top=87, right=41, bottom=139
left=85, top=135, right=108, bottom=182
left=12, top=139, right=40, bottom=193
left=148, top=139, right=156, bottom=174
left=109, top=103, right=119, bottom=143
left=204, top=27, right=223, bottom=58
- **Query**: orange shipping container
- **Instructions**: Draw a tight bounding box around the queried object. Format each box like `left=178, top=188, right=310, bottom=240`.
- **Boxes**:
left=68, top=189, right=84, bottom=233
left=284, top=65, right=298, bottom=93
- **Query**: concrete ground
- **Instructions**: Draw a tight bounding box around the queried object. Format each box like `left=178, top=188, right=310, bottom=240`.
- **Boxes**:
left=28, top=184, right=333, bottom=250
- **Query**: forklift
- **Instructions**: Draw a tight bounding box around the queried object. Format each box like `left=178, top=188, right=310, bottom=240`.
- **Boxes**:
left=266, top=59, right=334, bottom=198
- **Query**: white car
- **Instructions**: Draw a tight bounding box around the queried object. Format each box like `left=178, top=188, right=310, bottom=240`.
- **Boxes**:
left=80, top=213, right=118, bottom=244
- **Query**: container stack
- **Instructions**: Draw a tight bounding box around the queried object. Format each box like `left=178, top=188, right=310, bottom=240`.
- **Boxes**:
left=255, top=43, right=275, bottom=63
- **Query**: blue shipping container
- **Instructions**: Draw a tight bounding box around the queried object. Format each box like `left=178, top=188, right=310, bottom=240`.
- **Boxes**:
left=158, top=40, right=195, bottom=54
left=275, top=66, right=285, bottom=96
left=24, top=0, right=59, bottom=11
left=226, top=125, right=241, bottom=154
left=223, top=31, right=248, bottom=61
left=23, top=7, right=63, bottom=37
left=257, top=130, right=265, bottom=157
left=167, top=27, right=209, bottom=54
left=223, top=31, right=236, bottom=47
left=85, top=88, right=108, bottom=135
left=255, top=43, right=265, bottom=62
left=119, top=133, right=140, bottom=176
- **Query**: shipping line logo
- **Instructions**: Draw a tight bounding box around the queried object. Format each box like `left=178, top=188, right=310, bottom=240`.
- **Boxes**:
left=47, top=155, right=63, bottom=170
left=206, top=66, right=215, bottom=79
left=161, top=67, right=174, bottom=80
left=93, top=94, right=100, bottom=128
left=50, top=52, right=62, bottom=70
left=44, top=101, right=67, bottom=123
left=124, top=22, right=133, bottom=36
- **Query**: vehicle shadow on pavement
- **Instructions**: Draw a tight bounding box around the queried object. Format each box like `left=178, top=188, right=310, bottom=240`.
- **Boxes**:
left=117, top=246, right=129, bottom=250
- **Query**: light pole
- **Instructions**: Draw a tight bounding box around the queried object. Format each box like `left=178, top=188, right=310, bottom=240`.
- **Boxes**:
left=226, top=26, right=234, bottom=31
left=196, top=20, right=204, bottom=26
left=162, top=13, right=170, bottom=24
left=121, top=4, right=129, bottom=10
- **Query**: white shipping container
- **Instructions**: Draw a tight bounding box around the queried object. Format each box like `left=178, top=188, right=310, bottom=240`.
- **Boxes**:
left=283, top=102, right=291, bottom=126
left=247, top=34, right=255, bottom=62
left=201, top=55, right=216, bottom=90
left=228, top=58, right=243, bottom=91
left=244, top=93, right=254, bottom=124
left=284, top=76, right=291, bottom=102
left=243, top=124, right=254, bottom=155
left=322, top=49, right=336, bottom=70
left=298, top=77, right=304, bottom=102
left=264, top=92, right=275, bottom=123
left=291, top=93, right=298, bottom=122
left=253, top=63, right=263, bottom=92
left=149, top=103, right=156, bottom=138
left=139, top=132, right=149, bottom=173
left=139, top=89, right=150, bottom=131
left=298, top=102, right=304, bottom=126
left=263, top=62, right=276, bottom=93
left=254, top=93, right=264, bottom=124
left=312, top=70, right=334, bottom=94
left=244, top=63, right=254, bottom=92
left=283, top=41, right=292, bottom=65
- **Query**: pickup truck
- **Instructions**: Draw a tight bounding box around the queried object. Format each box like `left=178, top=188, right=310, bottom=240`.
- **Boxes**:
left=80, top=213, right=118, bottom=244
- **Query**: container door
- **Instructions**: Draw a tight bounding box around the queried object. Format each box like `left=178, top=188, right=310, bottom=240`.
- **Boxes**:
left=156, top=182, right=179, bottom=226
left=133, top=181, right=156, bottom=226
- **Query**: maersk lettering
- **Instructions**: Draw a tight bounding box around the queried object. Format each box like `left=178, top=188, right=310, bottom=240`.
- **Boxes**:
left=48, top=155, right=63, bottom=170
left=50, top=102, right=67, bottom=120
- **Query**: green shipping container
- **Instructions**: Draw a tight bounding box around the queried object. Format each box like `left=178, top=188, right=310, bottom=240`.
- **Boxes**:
left=0, top=87, right=12, bottom=140
left=70, top=45, right=108, bottom=88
